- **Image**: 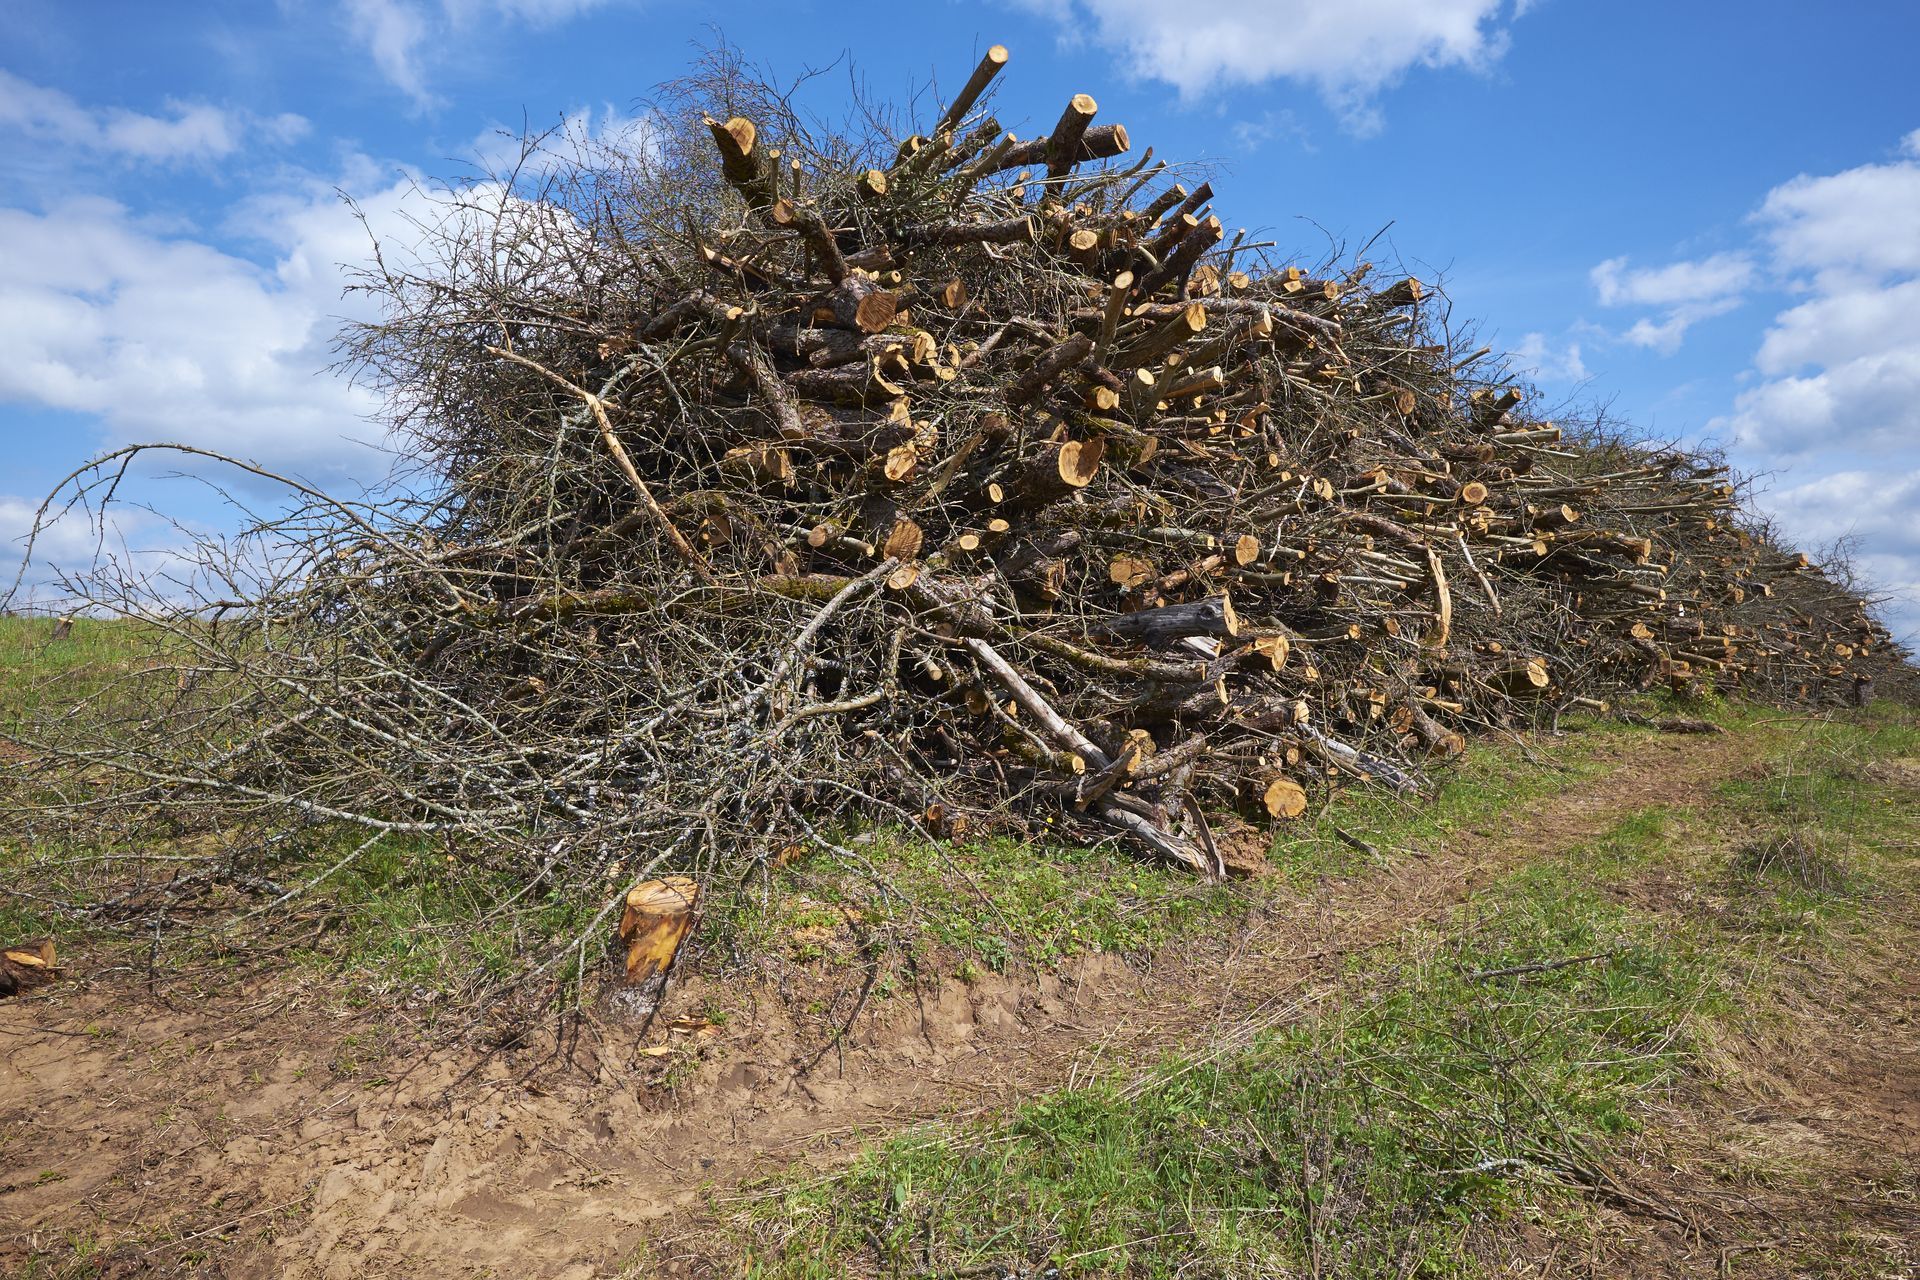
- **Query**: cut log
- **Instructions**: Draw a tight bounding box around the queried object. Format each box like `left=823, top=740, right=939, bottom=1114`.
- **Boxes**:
left=936, top=44, right=1010, bottom=135
left=883, top=518, right=925, bottom=561
left=815, top=274, right=899, bottom=333
left=1099, top=594, right=1239, bottom=644
left=1044, top=93, right=1099, bottom=179
left=1007, top=333, right=1094, bottom=407
left=614, top=878, right=698, bottom=1018
left=1115, top=302, right=1206, bottom=370
left=1261, top=776, right=1309, bottom=820
left=0, top=939, right=58, bottom=999
left=992, top=123, right=1129, bottom=175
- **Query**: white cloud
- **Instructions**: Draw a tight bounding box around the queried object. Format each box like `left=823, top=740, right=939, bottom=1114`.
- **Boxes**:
left=1755, top=150, right=1920, bottom=284
left=451, top=0, right=612, bottom=21
left=1755, top=277, right=1920, bottom=374
left=468, top=105, right=659, bottom=177
left=341, top=0, right=619, bottom=108
left=0, top=181, right=423, bottom=487
left=1721, top=350, right=1920, bottom=458
left=1765, top=468, right=1920, bottom=641
left=0, top=68, right=305, bottom=163
left=1511, top=331, right=1587, bottom=384
left=1020, top=0, right=1523, bottom=131
left=1230, top=108, right=1310, bottom=153
left=1589, top=251, right=1753, bottom=353
left=1673, top=130, right=1920, bottom=638
left=1590, top=252, right=1754, bottom=308
left=1714, top=132, right=1920, bottom=459
left=344, top=0, right=437, bottom=109
left=0, top=496, right=146, bottom=567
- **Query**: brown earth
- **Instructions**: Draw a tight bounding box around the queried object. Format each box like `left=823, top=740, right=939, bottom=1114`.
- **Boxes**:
left=0, top=726, right=1910, bottom=1278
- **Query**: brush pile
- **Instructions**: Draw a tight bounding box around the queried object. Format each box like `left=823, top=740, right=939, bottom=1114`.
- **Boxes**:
left=10, top=45, right=1909, bottom=918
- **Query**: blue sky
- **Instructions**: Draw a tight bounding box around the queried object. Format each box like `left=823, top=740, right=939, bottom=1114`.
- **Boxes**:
left=3, top=0, right=1917, bottom=636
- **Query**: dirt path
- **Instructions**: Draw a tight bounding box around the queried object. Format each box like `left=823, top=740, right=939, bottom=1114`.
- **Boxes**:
left=0, top=730, right=1766, bottom=1278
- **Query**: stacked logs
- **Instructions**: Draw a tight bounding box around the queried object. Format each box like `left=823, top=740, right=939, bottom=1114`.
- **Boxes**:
left=331, top=45, right=1910, bottom=874
left=20, top=44, right=1907, bottom=896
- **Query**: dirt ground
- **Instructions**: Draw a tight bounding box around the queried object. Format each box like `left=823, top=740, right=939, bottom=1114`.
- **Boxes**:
left=2, top=727, right=1913, bottom=1278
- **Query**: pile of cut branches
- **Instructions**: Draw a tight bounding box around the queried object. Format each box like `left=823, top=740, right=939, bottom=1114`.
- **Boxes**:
left=5, top=44, right=1909, bottom=987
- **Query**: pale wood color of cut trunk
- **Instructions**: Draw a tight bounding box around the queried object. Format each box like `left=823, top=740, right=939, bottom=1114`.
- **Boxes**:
left=0, top=939, right=58, bottom=999
left=614, top=878, right=699, bottom=1017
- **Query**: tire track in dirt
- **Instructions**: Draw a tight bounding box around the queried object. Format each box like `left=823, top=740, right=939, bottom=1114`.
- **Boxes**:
left=0, top=729, right=1764, bottom=1279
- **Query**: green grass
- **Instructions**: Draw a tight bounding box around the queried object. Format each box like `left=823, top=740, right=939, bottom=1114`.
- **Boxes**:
left=1272, top=713, right=1649, bottom=883
left=0, top=614, right=156, bottom=727
left=5, top=609, right=1907, bottom=1030
left=710, top=830, right=1252, bottom=974
left=739, top=859, right=1718, bottom=1278
left=710, top=713, right=1678, bottom=980
left=734, top=702, right=1920, bottom=1279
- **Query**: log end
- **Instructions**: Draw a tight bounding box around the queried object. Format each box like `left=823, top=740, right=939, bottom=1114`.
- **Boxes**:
left=1262, top=777, right=1309, bottom=820
left=1057, top=437, right=1106, bottom=488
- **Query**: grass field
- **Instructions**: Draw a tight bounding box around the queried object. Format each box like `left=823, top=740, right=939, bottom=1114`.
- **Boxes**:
left=730, top=707, right=1920, bottom=1278
left=3, top=614, right=1916, bottom=1279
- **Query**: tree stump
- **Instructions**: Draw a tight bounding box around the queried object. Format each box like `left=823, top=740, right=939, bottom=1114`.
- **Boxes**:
left=614, top=877, right=699, bottom=1020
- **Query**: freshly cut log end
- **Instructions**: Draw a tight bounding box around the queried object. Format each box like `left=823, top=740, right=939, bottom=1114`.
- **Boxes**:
left=937, top=43, right=1011, bottom=135
left=882, top=444, right=920, bottom=484
left=616, top=877, right=699, bottom=1015
left=1262, top=776, right=1309, bottom=820
left=711, top=116, right=756, bottom=160
left=818, top=274, right=899, bottom=334
left=0, top=939, right=58, bottom=999
left=1109, top=554, right=1155, bottom=590
left=1057, top=437, right=1105, bottom=488
left=1494, top=657, right=1552, bottom=691
left=1377, top=277, right=1425, bottom=308
left=1248, top=634, right=1290, bottom=670
left=721, top=444, right=794, bottom=487
left=1046, top=96, right=1104, bottom=177
left=883, top=517, right=925, bottom=561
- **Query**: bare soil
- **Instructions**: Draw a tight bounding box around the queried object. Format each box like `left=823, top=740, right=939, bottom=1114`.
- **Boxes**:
left=3, top=727, right=1911, bottom=1278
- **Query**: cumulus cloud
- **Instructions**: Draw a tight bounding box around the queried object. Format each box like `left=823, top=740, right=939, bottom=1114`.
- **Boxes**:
left=1230, top=108, right=1311, bottom=152
left=0, top=68, right=306, bottom=163
left=341, top=0, right=619, bottom=108
left=0, top=493, right=188, bottom=611
left=1511, top=331, right=1587, bottom=384
left=1019, top=0, right=1524, bottom=132
left=1714, top=133, right=1920, bottom=459
left=1720, top=351, right=1920, bottom=458
left=344, top=0, right=438, bottom=108
left=0, top=181, right=423, bottom=487
left=1764, top=468, right=1920, bottom=640
left=1589, top=251, right=1753, bottom=353
left=1755, top=147, right=1920, bottom=285
left=1671, top=130, right=1920, bottom=637
left=468, top=105, right=660, bottom=177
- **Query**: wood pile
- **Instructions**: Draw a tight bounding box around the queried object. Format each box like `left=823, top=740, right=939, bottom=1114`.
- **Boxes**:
left=13, top=44, right=1909, bottom=910
left=388, top=44, right=1897, bottom=874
